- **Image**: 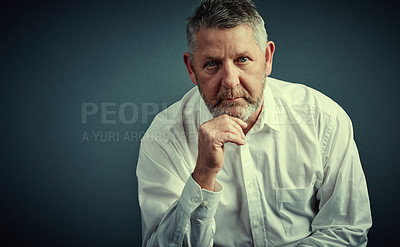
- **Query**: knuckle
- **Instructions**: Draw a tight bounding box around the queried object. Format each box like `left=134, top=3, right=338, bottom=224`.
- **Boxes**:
left=221, top=114, right=229, bottom=121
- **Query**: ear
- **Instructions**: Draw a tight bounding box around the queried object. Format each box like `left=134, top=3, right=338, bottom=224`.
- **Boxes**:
left=265, top=41, right=275, bottom=76
left=183, top=52, right=198, bottom=85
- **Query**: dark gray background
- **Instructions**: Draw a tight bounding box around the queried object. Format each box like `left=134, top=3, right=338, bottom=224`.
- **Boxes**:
left=1, top=0, right=399, bottom=246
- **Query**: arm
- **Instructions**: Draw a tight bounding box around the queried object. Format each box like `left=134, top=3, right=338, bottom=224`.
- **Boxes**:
left=137, top=140, right=222, bottom=247
left=137, top=115, right=247, bottom=247
left=298, top=108, right=372, bottom=246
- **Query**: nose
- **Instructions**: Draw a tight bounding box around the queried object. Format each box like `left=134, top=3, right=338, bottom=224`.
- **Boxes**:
left=221, top=61, right=239, bottom=89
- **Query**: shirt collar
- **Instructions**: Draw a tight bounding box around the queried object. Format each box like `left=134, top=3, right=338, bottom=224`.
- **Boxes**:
left=199, top=90, right=214, bottom=126
left=198, top=77, right=280, bottom=132
left=261, top=77, right=281, bottom=132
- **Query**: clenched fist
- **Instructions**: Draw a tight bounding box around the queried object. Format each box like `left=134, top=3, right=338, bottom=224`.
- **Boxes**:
left=193, top=114, right=248, bottom=191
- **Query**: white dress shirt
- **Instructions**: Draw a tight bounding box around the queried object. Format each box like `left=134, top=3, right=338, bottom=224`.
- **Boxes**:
left=136, top=77, right=372, bottom=247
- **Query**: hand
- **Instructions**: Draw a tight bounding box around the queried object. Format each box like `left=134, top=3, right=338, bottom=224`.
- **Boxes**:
left=193, top=114, right=248, bottom=191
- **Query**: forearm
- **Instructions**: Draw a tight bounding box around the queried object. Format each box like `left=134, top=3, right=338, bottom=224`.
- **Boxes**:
left=297, top=227, right=369, bottom=247
left=143, top=176, right=222, bottom=247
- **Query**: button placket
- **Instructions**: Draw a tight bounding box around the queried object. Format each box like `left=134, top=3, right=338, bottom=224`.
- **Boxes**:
left=240, top=141, right=267, bottom=246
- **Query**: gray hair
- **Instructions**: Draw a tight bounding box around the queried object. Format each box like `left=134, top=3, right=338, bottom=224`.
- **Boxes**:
left=186, top=0, right=268, bottom=61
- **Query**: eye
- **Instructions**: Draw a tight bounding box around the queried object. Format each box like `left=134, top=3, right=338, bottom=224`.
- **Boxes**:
left=237, top=57, right=248, bottom=63
left=205, top=61, right=217, bottom=68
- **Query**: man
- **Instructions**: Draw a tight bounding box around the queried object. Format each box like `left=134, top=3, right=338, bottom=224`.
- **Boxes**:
left=136, top=0, right=372, bottom=246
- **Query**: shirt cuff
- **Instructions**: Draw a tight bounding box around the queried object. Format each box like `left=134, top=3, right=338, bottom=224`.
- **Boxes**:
left=178, top=175, right=223, bottom=219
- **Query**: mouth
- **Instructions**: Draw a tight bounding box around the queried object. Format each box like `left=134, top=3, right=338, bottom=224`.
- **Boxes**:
left=222, top=97, right=243, bottom=102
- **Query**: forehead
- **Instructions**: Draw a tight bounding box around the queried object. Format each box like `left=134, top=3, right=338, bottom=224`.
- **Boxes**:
left=195, top=25, right=260, bottom=58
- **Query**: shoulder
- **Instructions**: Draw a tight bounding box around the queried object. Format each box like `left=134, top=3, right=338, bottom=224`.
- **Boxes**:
left=141, top=86, right=201, bottom=144
left=267, top=77, right=343, bottom=119
left=138, top=86, right=200, bottom=179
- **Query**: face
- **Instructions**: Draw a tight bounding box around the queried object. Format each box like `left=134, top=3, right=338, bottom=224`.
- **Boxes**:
left=184, top=24, right=275, bottom=122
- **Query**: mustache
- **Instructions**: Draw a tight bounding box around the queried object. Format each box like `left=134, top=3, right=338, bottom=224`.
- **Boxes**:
left=214, top=88, right=254, bottom=105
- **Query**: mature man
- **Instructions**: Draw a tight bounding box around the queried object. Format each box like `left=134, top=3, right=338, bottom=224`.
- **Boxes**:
left=136, top=0, right=372, bottom=246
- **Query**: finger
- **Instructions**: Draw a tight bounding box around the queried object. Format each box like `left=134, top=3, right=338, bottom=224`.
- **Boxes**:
left=214, top=115, right=245, bottom=138
left=227, top=116, right=248, bottom=129
left=214, top=125, right=245, bottom=144
left=220, top=131, right=246, bottom=146
left=215, top=114, right=246, bottom=136
left=226, top=118, right=245, bottom=138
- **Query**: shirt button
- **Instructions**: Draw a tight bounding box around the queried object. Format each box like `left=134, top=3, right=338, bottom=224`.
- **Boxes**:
left=248, top=182, right=254, bottom=189
left=191, top=197, right=198, bottom=203
left=202, top=200, right=208, bottom=207
left=254, top=220, right=261, bottom=228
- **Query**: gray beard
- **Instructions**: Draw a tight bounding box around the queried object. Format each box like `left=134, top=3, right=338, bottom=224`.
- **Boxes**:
left=198, top=77, right=266, bottom=121
left=205, top=95, right=262, bottom=121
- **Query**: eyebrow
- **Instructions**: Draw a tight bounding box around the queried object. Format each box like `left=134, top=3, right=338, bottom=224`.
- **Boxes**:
left=199, top=55, right=222, bottom=63
left=199, top=52, right=251, bottom=63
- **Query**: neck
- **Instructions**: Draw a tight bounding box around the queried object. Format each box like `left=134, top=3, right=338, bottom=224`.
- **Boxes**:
left=243, top=101, right=263, bottom=135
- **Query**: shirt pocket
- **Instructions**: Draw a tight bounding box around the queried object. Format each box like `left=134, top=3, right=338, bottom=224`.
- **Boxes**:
left=275, top=185, right=317, bottom=236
